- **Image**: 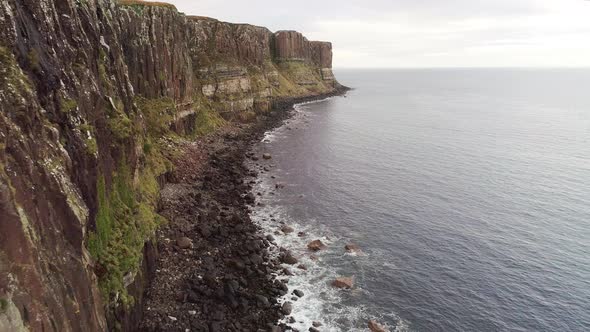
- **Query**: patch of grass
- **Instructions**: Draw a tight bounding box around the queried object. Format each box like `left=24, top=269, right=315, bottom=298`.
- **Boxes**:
left=0, top=298, right=7, bottom=313
left=87, top=97, right=182, bottom=305
left=60, top=97, right=78, bottom=113
left=192, top=96, right=226, bottom=136
left=0, top=46, right=33, bottom=94
left=118, top=0, right=177, bottom=11
left=107, top=99, right=134, bottom=141
left=27, top=49, right=41, bottom=72
left=87, top=161, right=161, bottom=306
left=272, top=61, right=331, bottom=97
left=135, top=96, right=175, bottom=137
left=78, top=123, right=98, bottom=156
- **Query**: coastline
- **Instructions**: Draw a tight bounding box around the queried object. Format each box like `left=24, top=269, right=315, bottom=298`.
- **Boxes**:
left=139, top=87, right=349, bottom=331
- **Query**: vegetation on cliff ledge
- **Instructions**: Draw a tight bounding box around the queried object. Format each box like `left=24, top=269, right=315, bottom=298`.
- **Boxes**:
left=87, top=97, right=181, bottom=305
left=118, top=0, right=177, bottom=12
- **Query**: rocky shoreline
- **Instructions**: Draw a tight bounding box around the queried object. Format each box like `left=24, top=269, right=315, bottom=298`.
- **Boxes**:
left=139, top=89, right=349, bottom=332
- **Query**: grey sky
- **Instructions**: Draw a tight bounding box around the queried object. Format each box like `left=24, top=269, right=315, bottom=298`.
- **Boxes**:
left=150, top=0, right=590, bottom=68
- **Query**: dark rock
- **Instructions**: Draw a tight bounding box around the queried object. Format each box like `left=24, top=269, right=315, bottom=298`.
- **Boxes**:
left=255, top=295, right=270, bottom=308
left=177, top=236, right=192, bottom=249
left=281, top=225, right=295, bottom=234
left=282, top=301, right=293, bottom=315
left=263, top=153, right=272, bottom=160
left=280, top=252, right=298, bottom=265
left=293, top=289, right=304, bottom=297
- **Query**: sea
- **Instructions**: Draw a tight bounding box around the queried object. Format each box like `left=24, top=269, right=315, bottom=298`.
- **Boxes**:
left=250, top=68, right=590, bottom=331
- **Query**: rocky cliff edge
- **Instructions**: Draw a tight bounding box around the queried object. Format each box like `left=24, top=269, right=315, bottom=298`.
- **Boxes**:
left=0, top=0, right=344, bottom=331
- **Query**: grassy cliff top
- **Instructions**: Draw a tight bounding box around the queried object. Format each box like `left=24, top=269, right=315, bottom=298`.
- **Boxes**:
left=118, top=0, right=177, bottom=11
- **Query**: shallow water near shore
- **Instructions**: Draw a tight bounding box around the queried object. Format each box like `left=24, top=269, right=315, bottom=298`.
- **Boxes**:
left=251, top=69, right=590, bottom=331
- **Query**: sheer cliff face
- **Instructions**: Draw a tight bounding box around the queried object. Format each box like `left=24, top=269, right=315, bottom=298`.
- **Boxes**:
left=0, top=0, right=341, bottom=331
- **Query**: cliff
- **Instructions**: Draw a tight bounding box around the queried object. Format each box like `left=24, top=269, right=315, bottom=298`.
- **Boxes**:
left=0, top=0, right=344, bottom=331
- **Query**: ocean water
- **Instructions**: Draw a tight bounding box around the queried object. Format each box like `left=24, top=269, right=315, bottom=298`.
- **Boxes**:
left=251, top=69, right=590, bottom=331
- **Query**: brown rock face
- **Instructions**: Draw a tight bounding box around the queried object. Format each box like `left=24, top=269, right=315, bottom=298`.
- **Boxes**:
left=273, top=31, right=334, bottom=69
left=311, top=41, right=333, bottom=68
left=274, top=30, right=311, bottom=61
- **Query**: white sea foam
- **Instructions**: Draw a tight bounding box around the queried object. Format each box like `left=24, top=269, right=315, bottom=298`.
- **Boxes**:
left=248, top=96, right=409, bottom=331
left=249, top=173, right=403, bottom=331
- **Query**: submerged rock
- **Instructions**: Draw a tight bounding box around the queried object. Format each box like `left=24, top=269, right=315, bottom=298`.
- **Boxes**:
left=368, top=320, right=388, bottom=332
left=263, top=153, right=272, bottom=160
left=332, top=277, right=354, bottom=289
left=307, top=239, right=326, bottom=251
left=345, top=243, right=362, bottom=253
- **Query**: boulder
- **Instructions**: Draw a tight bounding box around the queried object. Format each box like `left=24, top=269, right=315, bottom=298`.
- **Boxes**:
left=293, top=289, right=304, bottom=297
left=280, top=252, right=298, bottom=265
left=368, top=320, right=388, bottom=332
left=262, top=153, right=272, bottom=160
left=307, top=239, right=326, bottom=251
left=345, top=243, right=361, bottom=253
left=177, top=237, right=192, bottom=249
left=255, top=294, right=270, bottom=308
left=312, top=321, right=322, bottom=327
left=281, top=225, right=295, bottom=234
left=282, top=301, right=293, bottom=315
left=332, top=276, right=354, bottom=289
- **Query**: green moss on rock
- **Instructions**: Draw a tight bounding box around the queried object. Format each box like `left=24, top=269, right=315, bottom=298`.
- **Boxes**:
left=0, top=298, right=7, bottom=313
left=118, top=0, right=178, bottom=12
left=60, top=97, right=78, bottom=113
left=0, top=46, right=33, bottom=95
left=194, top=106, right=226, bottom=136
left=87, top=162, right=160, bottom=305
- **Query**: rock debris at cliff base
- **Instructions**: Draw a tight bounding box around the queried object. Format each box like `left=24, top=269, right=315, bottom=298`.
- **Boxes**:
left=139, top=92, right=347, bottom=331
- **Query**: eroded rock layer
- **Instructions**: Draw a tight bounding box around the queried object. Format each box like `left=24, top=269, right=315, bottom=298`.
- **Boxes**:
left=0, top=0, right=343, bottom=331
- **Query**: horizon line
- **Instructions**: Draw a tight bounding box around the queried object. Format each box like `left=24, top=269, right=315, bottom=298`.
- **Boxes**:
left=333, top=66, right=590, bottom=70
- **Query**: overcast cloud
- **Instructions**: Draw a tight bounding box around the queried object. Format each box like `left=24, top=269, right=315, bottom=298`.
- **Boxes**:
left=151, top=0, right=590, bottom=68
